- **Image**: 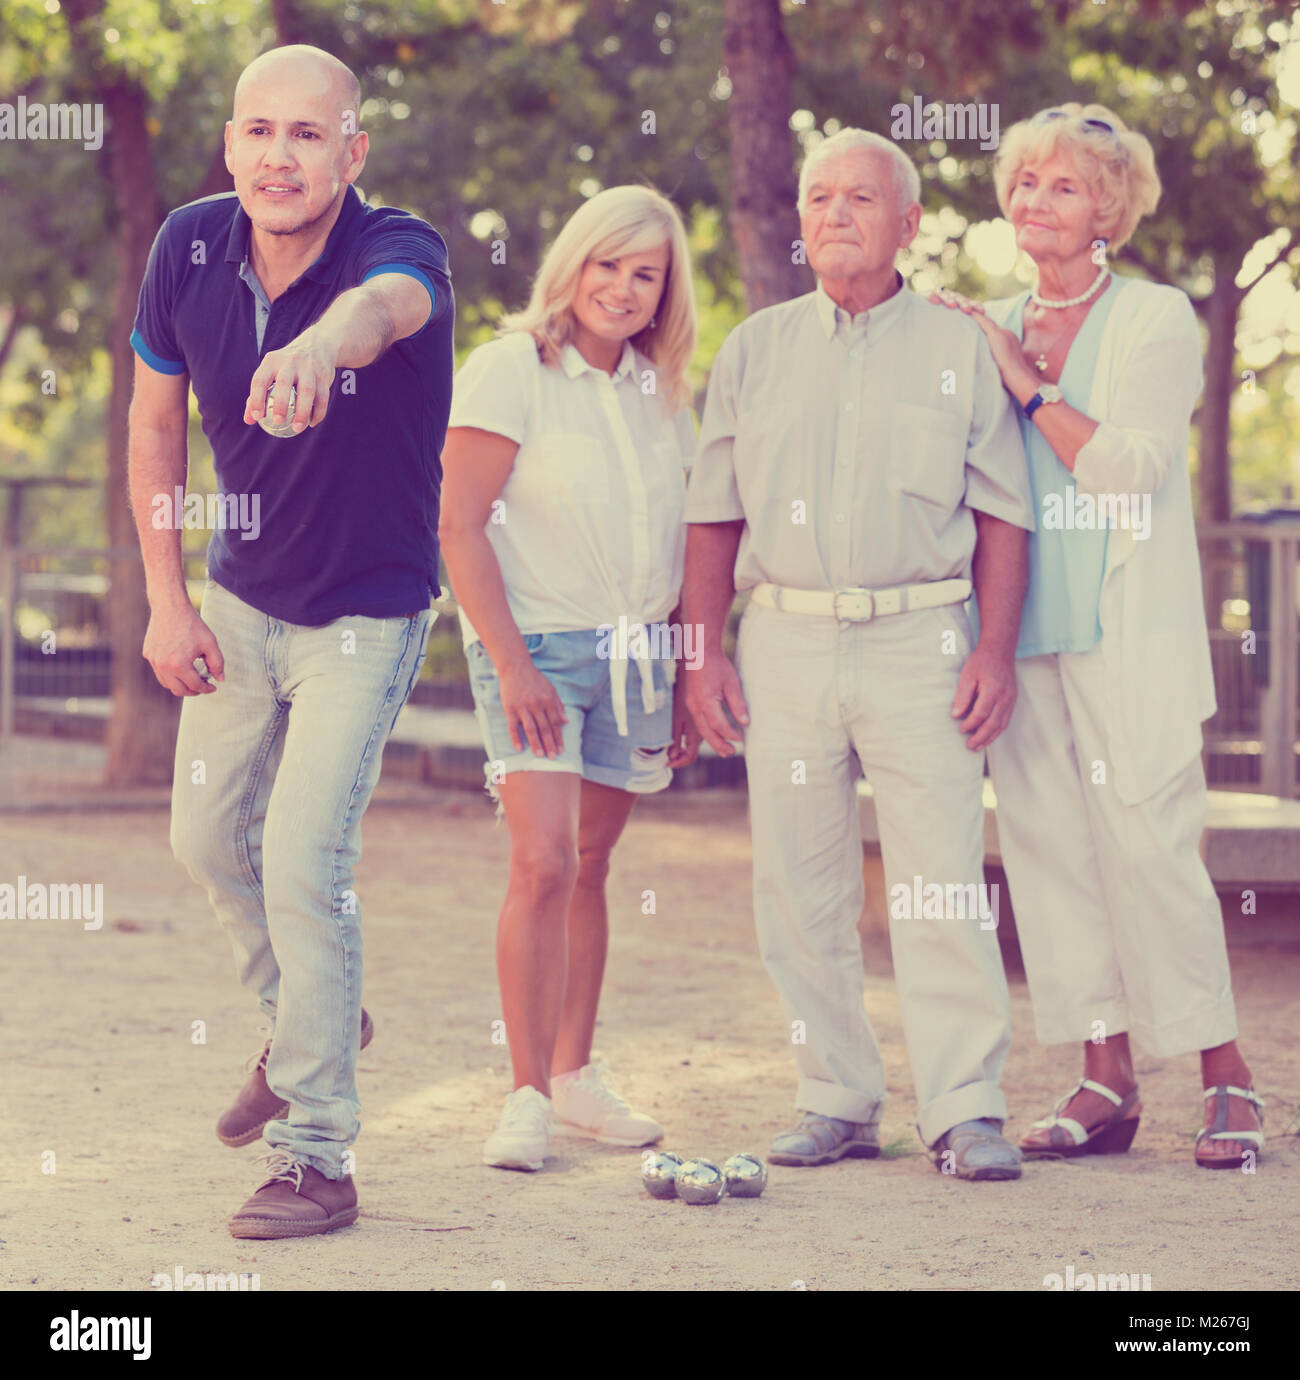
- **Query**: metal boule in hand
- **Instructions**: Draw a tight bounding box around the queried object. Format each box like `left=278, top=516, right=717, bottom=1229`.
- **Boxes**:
left=258, top=383, right=299, bottom=438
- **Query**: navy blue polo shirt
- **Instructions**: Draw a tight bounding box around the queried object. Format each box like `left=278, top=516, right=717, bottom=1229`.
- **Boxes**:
left=130, top=184, right=453, bottom=625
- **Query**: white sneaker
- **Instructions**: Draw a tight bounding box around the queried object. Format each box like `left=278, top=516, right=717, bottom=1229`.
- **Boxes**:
left=552, top=1063, right=664, bottom=1147
left=483, top=1085, right=553, bottom=1171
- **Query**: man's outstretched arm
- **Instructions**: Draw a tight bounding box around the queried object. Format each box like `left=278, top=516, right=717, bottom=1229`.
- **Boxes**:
left=243, top=272, right=433, bottom=432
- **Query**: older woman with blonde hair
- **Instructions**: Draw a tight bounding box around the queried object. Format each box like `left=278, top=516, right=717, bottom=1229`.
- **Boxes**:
left=439, top=185, right=700, bottom=1172
left=931, top=103, right=1263, bottom=1169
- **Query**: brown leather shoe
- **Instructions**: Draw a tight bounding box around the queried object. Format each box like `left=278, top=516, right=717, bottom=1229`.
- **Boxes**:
left=228, top=1152, right=359, bottom=1239
left=216, top=1008, right=374, bottom=1147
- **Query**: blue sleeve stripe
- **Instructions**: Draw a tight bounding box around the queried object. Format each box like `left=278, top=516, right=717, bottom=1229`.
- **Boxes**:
left=362, top=263, right=437, bottom=334
left=130, top=328, right=186, bottom=376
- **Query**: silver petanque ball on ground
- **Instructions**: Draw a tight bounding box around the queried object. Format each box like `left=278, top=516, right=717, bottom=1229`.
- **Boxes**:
left=722, top=1153, right=768, bottom=1198
left=640, top=1150, right=684, bottom=1200
left=675, top=1157, right=726, bottom=1205
left=258, top=384, right=298, bottom=438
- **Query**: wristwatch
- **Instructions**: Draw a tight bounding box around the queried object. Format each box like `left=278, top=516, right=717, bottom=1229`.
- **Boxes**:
left=1024, top=383, right=1063, bottom=419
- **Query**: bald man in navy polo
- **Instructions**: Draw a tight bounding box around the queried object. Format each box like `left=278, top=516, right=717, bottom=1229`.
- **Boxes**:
left=128, top=44, right=452, bottom=1239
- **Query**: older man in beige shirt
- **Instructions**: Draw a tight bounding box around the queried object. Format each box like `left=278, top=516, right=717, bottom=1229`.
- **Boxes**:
left=683, top=129, right=1035, bottom=1180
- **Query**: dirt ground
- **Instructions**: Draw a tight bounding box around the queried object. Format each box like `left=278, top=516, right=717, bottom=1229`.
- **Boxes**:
left=2, top=784, right=1297, bottom=1292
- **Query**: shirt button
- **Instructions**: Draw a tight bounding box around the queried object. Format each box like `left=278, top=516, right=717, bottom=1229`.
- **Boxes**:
left=844, top=402, right=854, bottom=412
left=835, top=513, right=846, bottom=524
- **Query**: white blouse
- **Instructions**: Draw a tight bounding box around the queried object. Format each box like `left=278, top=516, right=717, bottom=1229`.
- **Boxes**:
left=446, top=330, right=696, bottom=733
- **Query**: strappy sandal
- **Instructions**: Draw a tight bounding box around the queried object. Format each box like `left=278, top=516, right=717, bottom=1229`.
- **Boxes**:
left=1020, top=1078, right=1141, bottom=1159
left=1195, top=1085, right=1264, bottom=1170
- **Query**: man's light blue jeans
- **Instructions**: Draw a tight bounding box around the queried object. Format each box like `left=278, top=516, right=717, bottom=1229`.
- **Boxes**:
left=170, top=578, right=432, bottom=1179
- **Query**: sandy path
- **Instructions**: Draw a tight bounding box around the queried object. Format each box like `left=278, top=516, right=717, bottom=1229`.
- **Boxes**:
left=2, top=787, right=1296, bottom=1291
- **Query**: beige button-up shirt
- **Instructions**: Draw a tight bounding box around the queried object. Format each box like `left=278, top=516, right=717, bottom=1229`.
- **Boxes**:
left=685, top=274, right=1034, bottom=591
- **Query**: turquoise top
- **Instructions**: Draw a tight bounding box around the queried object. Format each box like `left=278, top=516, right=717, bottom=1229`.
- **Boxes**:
left=972, top=273, right=1123, bottom=658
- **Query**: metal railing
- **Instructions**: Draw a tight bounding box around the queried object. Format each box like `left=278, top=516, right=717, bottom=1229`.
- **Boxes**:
left=4, top=523, right=1300, bottom=796
left=1197, top=519, right=1300, bottom=798
left=0, top=546, right=207, bottom=740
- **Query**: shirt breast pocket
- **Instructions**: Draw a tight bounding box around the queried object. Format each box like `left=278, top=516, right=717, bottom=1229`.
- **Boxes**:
left=539, top=432, right=610, bottom=505
left=888, top=402, right=969, bottom=512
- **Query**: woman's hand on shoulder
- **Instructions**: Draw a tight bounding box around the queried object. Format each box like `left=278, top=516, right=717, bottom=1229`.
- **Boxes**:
left=930, top=287, right=1035, bottom=393
left=928, top=287, right=986, bottom=317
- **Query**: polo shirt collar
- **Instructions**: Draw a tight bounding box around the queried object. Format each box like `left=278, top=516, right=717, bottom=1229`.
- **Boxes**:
left=560, top=338, right=637, bottom=383
left=225, top=183, right=365, bottom=281
left=815, top=271, right=908, bottom=340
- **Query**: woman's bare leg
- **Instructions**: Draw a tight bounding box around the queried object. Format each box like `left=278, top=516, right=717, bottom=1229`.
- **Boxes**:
left=552, top=780, right=639, bottom=1078
left=495, top=771, right=582, bottom=1097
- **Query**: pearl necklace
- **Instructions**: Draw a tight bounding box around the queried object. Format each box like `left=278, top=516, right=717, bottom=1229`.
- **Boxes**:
left=1028, top=268, right=1111, bottom=371
left=1030, top=263, right=1109, bottom=310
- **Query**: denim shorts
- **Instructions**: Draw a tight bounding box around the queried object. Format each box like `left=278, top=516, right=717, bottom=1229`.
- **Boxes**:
left=466, top=628, right=676, bottom=796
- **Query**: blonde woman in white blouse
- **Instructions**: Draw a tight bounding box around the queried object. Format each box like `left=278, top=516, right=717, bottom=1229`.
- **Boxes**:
left=932, top=104, right=1262, bottom=1169
left=439, top=185, right=700, bottom=1172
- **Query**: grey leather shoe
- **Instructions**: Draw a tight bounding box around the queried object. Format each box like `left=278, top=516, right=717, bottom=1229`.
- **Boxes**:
left=769, top=1111, right=880, bottom=1166
left=932, top=1118, right=1023, bottom=1181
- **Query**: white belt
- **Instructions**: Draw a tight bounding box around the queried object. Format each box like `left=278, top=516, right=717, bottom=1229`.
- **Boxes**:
left=750, top=578, right=971, bottom=621
left=606, top=620, right=659, bottom=737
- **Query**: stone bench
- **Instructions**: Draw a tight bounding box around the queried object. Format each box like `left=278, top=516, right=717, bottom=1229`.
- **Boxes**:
left=857, top=777, right=1300, bottom=890
left=857, top=777, right=1300, bottom=948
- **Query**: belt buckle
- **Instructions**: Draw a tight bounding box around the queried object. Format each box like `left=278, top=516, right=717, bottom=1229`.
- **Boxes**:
left=833, top=587, right=875, bottom=622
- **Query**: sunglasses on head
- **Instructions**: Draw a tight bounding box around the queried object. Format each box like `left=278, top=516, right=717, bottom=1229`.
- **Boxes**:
left=1034, top=107, right=1118, bottom=137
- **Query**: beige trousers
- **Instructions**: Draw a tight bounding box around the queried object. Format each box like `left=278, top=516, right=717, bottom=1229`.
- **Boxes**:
left=987, top=646, right=1237, bottom=1056
left=736, top=598, right=1014, bottom=1146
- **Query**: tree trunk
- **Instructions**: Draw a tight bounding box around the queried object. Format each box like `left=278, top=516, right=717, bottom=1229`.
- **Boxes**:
left=64, top=0, right=181, bottom=785
left=103, top=75, right=179, bottom=787
left=722, top=0, right=810, bottom=311
left=0, top=306, right=26, bottom=376
left=1197, top=258, right=1240, bottom=630
left=190, top=141, right=234, bottom=204
left=1199, top=257, right=1238, bottom=525
left=270, top=0, right=309, bottom=45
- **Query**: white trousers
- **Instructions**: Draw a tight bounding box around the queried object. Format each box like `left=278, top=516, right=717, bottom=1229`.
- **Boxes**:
left=987, top=647, right=1238, bottom=1056
left=736, top=599, right=1013, bottom=1146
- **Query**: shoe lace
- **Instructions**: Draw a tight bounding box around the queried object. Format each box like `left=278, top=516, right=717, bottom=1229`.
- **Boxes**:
left=243, top=1027, right=273, bottom=1075
left=259, top=1150, right=305, bottom=1192
left=578, top=1064, right=632, bottom=1114
left=499, top=1087, right=553, bottom=1131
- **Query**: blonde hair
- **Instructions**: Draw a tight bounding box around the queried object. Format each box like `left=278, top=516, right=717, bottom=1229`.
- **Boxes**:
left=498, top=185, right=696, bottom=412
left=993, top=102, right=1161, bottom=251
